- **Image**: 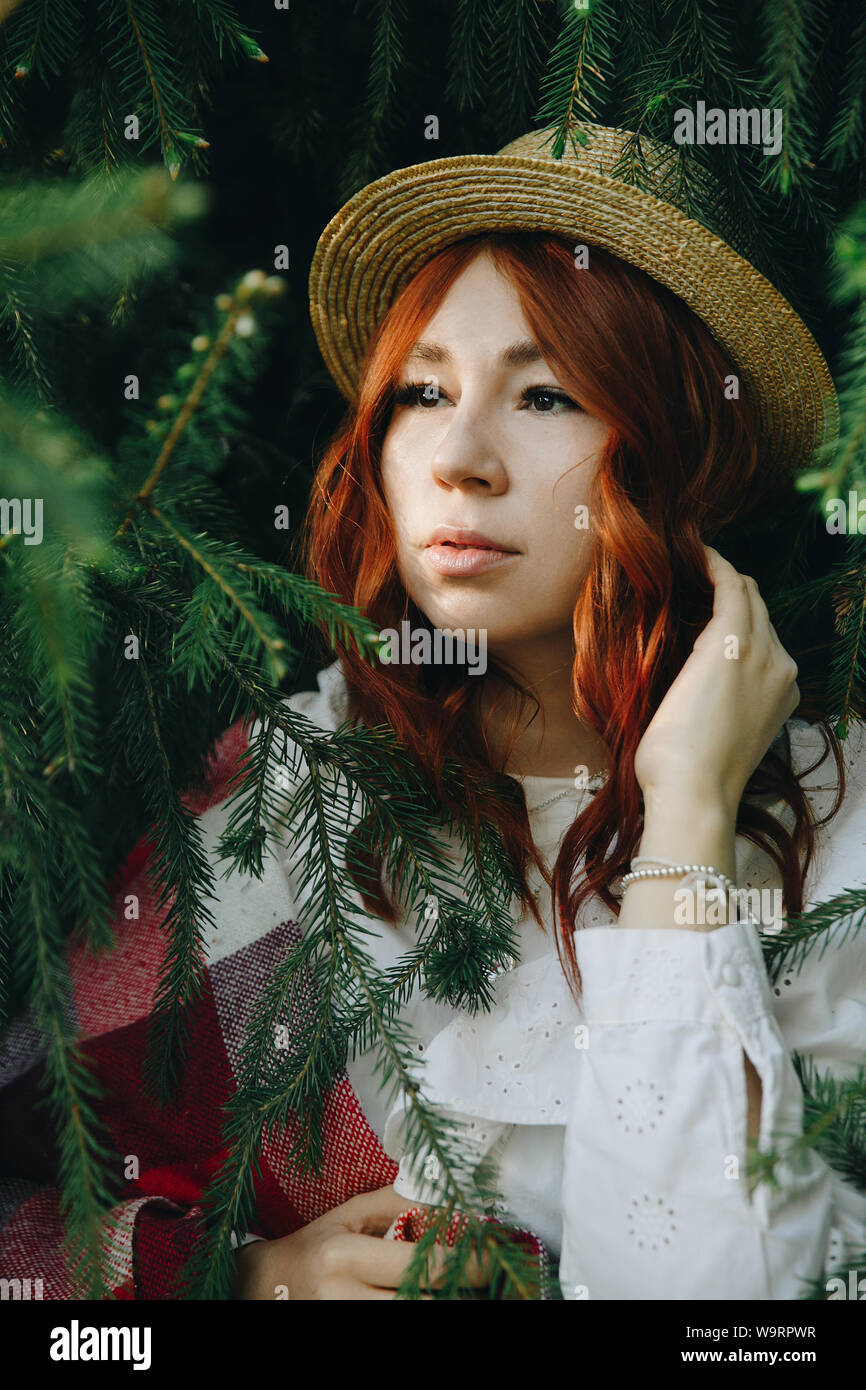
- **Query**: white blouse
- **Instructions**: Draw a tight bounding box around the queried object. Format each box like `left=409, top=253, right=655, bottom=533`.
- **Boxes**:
left=217, top=660, right=866, bottom=1299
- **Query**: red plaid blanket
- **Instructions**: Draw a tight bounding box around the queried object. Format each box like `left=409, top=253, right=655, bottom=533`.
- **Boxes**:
left=0, top=715, right=546, bottom=1300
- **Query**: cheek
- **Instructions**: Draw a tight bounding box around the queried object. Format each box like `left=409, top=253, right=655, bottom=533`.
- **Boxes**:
left=378, top=454, right=427, bottom=601
left=535, top=529, right=594, bottom=622
left=541, top=452, right=600, bottom=547
left=527, top=456, right=600, bottom=600
left=379, top=450, right=412, bottom=537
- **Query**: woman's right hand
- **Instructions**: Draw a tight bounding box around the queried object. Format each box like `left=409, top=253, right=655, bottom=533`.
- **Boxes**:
left=632, top=544, right=800, bottom=820
left=233, top=1184, right=492, bottom=1299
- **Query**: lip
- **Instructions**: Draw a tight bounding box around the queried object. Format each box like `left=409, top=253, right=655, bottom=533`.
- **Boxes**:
left=423, top=526, right=519, bottom=577
left=424, top=545, right=518, bottom=576
left=426, top=526, right=517, bottom=551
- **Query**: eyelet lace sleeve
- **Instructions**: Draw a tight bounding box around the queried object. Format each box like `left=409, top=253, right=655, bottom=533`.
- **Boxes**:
left=379, top=716, right=866, bottom=1299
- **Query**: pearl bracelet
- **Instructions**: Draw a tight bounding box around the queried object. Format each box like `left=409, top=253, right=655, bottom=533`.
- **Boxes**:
left=619, top=856, right=738, bottom=902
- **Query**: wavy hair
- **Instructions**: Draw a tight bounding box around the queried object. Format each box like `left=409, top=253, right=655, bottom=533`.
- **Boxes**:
left=298, top=231, right=845, bottom=1000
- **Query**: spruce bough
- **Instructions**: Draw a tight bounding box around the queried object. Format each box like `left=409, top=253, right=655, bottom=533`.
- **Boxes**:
left=1, top=0, right=865, bottom=1300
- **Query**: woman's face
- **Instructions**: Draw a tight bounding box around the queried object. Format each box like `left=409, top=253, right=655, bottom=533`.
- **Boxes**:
left=379, top=252, right=610, bottom=662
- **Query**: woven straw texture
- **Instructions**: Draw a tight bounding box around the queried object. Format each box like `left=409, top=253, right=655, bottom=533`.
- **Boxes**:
left=309, top=121, right=838, bottom=477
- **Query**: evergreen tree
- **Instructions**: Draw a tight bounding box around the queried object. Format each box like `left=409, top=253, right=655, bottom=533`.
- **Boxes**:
left=0, top=0, right=865, bottom=1300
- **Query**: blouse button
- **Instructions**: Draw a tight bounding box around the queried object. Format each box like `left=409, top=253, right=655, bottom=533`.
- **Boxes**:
left=721, top=963, right=741, bottom=987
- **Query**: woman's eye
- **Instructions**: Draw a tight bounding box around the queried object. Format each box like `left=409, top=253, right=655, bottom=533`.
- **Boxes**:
left=393, top=381, right=444, bottom=408
left=392, top=381, right=581, bottom=412
left=520, top=386, right=580, bottom=413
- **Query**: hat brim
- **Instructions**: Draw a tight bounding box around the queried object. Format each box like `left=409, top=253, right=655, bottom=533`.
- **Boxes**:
left=309, top=152, right=838, bottom=476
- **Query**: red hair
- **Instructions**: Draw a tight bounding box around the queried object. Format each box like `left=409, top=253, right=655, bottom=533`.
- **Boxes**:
left=299, top=232, right=845, bottom=1000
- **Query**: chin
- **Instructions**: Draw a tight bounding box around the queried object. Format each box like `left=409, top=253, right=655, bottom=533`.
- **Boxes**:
left=412, top=594, right=524, bottom=635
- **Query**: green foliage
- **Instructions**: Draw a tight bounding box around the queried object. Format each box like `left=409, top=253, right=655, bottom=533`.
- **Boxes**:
left=0, top=0, right=266, bottom=176
left=1, top=0, right=866, bottom=1302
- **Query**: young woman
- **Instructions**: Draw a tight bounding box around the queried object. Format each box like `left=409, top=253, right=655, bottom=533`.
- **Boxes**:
left=237, top=124, right=866, bottom=1299
left=2, top=123, right=864, bottom=1302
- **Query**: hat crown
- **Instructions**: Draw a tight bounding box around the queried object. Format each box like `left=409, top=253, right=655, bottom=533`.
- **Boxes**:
left=495, top=122, right=760, bottom=267
left=308, top=118, right=837, bottom=470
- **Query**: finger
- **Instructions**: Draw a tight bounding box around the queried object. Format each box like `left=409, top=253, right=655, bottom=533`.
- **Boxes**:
left=737, top=573, right=794, bottom=662
left=421, top=1237, right=495, bottom=1290
left=705, top=550, right=777, bottom=636
left=318, top=1279, right=405, bottom=1301
left=728, top=575, right=801, bottom=722
left=337, top=1231, right=492, bottom=1289
left=700, top=546, right=752, bottom=638
left=705, top=550, right=794, bottom=655
left=337, top=1184, right=415, bottom=1236
left=702, top=548, right=799, bottom=727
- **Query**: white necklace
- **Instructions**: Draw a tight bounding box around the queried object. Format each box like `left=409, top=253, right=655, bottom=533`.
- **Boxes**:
left=526, top=772, right=607, bottom=814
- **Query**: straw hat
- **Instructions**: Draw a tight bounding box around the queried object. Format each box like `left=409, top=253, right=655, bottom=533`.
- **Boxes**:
left=309, top=121, right=838, bottom=476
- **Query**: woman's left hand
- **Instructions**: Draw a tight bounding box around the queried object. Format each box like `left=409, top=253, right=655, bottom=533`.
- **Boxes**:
left=633, top=545, right=800, bottom=821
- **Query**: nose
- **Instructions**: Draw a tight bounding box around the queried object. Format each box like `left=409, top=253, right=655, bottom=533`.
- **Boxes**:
left=431, top=406, right=509, bottom=493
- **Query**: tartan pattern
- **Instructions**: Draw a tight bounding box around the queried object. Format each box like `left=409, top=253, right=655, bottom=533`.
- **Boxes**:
left=0, top=714, right=546, bottom=1300
left=391, top=1205, right=554, bottom=1298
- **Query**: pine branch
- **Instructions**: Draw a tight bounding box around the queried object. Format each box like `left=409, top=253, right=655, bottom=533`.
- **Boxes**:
left=83, top=525, right=383, bottom=1101
left=486, top=0, right=553, bottom=135
left=143, top=509, right=294, bottom=686
left=792, top=201, right=866, bottom=634
left=184, top=0, right=268, bottom=65
left=62, top=22, right=128, bottom=182
left=11, top=543, right=104, bottom=787
left=0, top=167, right=195, bottom=319
left=3, top=0, right=83, bottom=84
left=175, top=654, right=541, bottom=1298
left=795, top=1054, right=866, bottom=1192
left=792, top=206, right=866, bottom=729
left=0, top=618, right=114, bottom=964
left=120, top=648, right=219, bottom=1103
left=361, top=0, right=409, bottom=126
left=536, top=0, right=618, bottom=149
left=338, top=0, right=410, bottom=201
left=760, top=0, right=834, bottom=200
left=0, top=26, right=20, bottom=152
left=11, top=824, right=123, bottom=1298
left=1, top=0, right=265, bottom=177
left=0, top=260, right=54, bottom=403
left=235, top=563, right=384, bottom=663
left=803, top=247, right=866, bottom=501
left=747, top=1052, right=866, bottom=1200
left=607, top=0, right=663, bottom=108
left=663, top=0, right=743, bottom=91
left=97, top=0, right=201, bottom=178
left=443, top=0, right=497, bottom=113
left=115, top=271, right=283, bottom=535
left=824, top=549, right=866, bottom=733
left=761, top=885, right=866, bottom=982
left=800, top=1247, right=866, bottom=1299
left=822, top=10, right=866, bottom=171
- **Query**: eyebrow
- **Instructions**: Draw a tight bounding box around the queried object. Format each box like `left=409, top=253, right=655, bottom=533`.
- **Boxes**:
left=404, top=338, right=545, bottom=369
